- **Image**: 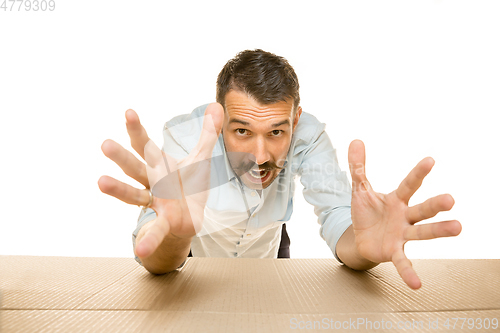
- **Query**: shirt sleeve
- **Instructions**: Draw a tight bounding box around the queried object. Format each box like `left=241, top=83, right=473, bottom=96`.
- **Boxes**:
left=297, top=130, right=352, bottom=263
left=131, top=125, right=189, bottom=266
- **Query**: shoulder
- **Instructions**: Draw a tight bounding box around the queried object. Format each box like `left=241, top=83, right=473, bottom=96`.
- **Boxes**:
left=164, top=104, right=207, bottom=129
left=291, top=111, right=327, bottom=154
left=163, top=104, right=210, bottom=153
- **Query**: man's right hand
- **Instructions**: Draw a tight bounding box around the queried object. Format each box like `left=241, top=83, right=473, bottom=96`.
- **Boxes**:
left=98, top=103, right=224, bottom=260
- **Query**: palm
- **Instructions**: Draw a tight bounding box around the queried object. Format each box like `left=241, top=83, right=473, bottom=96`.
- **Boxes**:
left=99, top=103, right=224, bottom=258
left=348, top=140, right=461, bottom=289
left=352, top=190, right=407, bottom=263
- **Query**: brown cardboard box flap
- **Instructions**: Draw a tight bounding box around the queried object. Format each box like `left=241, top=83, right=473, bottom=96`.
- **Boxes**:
left=1, top=256, right=499, bottom=332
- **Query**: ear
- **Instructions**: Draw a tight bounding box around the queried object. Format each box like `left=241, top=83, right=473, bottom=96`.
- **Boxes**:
left=292, top=106, right=302, bottom=133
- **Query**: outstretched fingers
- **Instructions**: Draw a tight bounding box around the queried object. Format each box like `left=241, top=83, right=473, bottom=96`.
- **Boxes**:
left=348, top=140, right=372, bottom=192
left=191, top=103, right=224, bottom=161
left=396, top=157, right=435, bottom=204
left=98, top=175, right=151, bottom=206
left=101, top=139, right=149, bottom=188
left=392, top=250, right=421, bottom=290
left=407, top=194, right=455, bottom=224
left=126, top=109, right=152, bottom=160
left=174, top=103, right=224, bottom=202
left=404, top=220, right=462, bottom=241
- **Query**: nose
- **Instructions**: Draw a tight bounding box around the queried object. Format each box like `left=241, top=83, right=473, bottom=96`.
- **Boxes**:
left=253, top=136, right=270, bottom=166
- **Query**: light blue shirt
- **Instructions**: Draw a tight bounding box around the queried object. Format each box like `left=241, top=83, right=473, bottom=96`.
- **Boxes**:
left=133, top=104, right=352, bottom=264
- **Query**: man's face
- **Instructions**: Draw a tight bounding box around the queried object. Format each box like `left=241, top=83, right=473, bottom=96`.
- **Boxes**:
left=222, top=90, right=302, bottom=190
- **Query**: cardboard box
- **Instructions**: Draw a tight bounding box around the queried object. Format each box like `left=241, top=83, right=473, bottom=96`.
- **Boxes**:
left=0, top=256, right=499, bottom=332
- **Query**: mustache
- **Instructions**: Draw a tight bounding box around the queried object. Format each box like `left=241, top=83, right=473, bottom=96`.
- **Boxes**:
left=233, top=160, right=284, bottom=172
left=226, top=152, right=284, bottom=176
left=256, top=161, right=284, bottom=171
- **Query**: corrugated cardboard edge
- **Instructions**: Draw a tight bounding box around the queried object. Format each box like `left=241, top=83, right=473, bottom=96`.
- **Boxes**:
left=1, top=256, right=499, bottom=333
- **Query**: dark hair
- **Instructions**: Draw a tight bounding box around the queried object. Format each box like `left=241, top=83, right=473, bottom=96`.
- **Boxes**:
left=216, top=49, right=300, bottom=113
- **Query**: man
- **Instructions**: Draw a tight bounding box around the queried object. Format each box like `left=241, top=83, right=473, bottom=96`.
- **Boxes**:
left=99, top=49, right=461, bottom=290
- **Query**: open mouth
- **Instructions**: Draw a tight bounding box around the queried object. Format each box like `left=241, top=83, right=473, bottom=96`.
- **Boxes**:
left=249, top=169, right=269, bottom=178
left=246, top=169, right=272, bottom=184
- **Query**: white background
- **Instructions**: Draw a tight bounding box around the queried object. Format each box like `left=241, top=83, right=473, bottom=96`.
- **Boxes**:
left=1, top=0, right=498, bottom=260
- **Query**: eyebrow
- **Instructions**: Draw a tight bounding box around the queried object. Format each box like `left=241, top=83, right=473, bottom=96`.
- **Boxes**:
left=229, top=118, right=291, bottom=128
left=271, top=119, right=291, bottom=128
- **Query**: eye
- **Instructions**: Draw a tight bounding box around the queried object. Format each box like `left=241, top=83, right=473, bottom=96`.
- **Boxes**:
left=236, top=128, right=248, bottom=135
left=271, top=130, right=283, bottom=136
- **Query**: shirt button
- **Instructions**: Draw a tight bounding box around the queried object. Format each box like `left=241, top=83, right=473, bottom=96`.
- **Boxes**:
left=234, top=253, right=238, bottom=257
left=237, top=241, right=240, bottom=245
left=251, top=191, right=256, bottom=197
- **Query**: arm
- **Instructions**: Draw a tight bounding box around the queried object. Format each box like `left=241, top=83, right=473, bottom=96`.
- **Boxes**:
left=296, top=122, right=355, bottom=263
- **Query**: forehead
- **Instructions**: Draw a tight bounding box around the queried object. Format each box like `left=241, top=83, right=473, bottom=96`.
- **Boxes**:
left=224, top=90, right=294, bottom=125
